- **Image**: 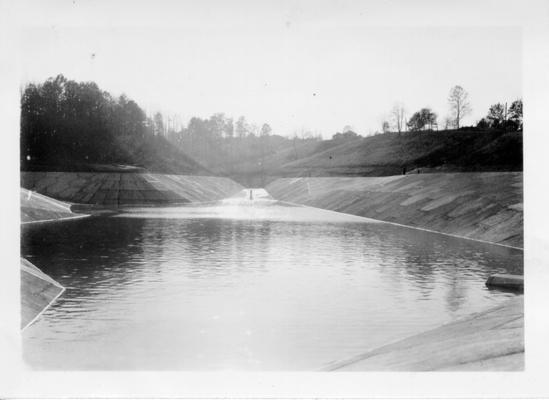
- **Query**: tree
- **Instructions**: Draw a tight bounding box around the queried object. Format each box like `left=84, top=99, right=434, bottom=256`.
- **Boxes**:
left=224, top=117, right=234, bottom=138
left=382, top=121, right=390, bottom=133
left=508, top=99, right=523, bottom=130
left=422, top=108, right=438, bottom=130
left=332, top=130, right=360, bottom=141
left=235, top=116, right=248, bottom=139
left=442, top=116, right=454, bottom=130
left=342, top=125, right=353, bottom=133
left=20, top=74, right=191, bottom=171
left=486, top=103, right=505, bottom=128
left=153, top=112, right=165, bottom=136
left=476, top=118, right=490, bottom=129
left=448, top=85, right=471, bottom=129
left=260, top=123, right=272, bottom=137
left=259, top=123, right=272, bottom=160
left=208, top=113, right=227, bottom=140
left=248, top=123, right=259, bottom=137
left=407, top=112, right=423, bottom=131
left=390, top=103, right=406, bottom=133
left=407, top=108, right=437, bottom=131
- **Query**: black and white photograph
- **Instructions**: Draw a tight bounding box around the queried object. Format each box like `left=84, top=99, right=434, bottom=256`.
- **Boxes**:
left=2, top=0, right=549, bottom=398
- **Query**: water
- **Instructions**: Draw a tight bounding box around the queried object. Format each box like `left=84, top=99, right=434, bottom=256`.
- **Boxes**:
left=21, top=190, right=523, bottom=370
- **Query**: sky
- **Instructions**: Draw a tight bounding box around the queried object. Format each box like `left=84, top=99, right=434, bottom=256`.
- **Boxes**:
left=16, top=0, right=522, bottom=138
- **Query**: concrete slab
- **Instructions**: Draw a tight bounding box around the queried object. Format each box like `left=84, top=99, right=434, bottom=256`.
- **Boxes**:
left=323, top=296, right=523, bottom=371
left=21, top=172, right=244, bottom=206
left=20, top=258, right=65, bottom=330
left=266, top=173, right=523, bottom=248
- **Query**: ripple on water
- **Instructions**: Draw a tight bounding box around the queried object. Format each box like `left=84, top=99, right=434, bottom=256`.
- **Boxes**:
left=21, top=202, right=523, bottom=370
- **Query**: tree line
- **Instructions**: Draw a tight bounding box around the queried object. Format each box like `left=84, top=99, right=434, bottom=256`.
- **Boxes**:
left=379, top=85, right=522, bottom=134
left=165, top=114, right=321, bottom=172
left=21, top=74, right=176, bottom=169
left=20, top=76, right=522, bottom=174
left=20, top=75, right=320, bottom=172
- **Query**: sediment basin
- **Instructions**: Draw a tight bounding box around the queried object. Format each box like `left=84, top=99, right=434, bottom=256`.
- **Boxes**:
left=21, top=188, right=523, bottom=370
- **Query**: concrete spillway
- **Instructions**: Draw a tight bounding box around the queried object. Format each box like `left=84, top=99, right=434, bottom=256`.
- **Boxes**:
left=266, top=172, right=523, bottom=248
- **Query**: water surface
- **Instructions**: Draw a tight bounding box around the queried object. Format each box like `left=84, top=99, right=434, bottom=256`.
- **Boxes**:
left=21, top=192, right=523, bottom=370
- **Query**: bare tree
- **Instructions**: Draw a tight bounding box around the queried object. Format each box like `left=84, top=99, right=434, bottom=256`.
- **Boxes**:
left=390, top=102, right=406, bottom=133
left=448, top=85, right=471, bottom=129
left=442, top=116, right=454, bottom=130
left=235, top=116, right=248, bottom=139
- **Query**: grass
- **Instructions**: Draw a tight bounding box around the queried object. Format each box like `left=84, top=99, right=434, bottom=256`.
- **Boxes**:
left=271, top=128, right=522, bottom=177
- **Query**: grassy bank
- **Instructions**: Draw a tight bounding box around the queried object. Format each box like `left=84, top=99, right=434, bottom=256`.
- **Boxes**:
left=223, top=128, right=522, bottom=185
left=278, top=129, right=521, bottom=177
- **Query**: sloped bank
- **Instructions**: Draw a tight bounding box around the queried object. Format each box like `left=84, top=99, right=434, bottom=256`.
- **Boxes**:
left=21, top=188, right=87, bottom=223
left=266, top=172, right=523, bottom=248
left=21, top=172, right=244, bottom=206
left=323, top=296, right=523, bottom=371
left=20, top=258, right=65, bottom=330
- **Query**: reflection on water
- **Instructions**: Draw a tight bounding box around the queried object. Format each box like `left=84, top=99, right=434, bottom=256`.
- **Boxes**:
left=21, top=197, right=523, bottom=370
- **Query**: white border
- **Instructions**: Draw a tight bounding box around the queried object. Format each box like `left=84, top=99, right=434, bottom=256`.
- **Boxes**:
left=2, top=0, right=549, bottom=398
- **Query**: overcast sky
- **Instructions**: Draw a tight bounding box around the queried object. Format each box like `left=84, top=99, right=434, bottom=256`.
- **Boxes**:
left=17, top=0, right=522, bottom=138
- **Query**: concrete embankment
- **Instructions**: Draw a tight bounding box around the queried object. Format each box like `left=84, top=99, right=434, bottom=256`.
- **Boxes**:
left=20, top=258, right=65, bottom=330
left=266, top=172, right=523, bottom=248
left=21, top=188, right=86, bottom=223
left=21, top=172, right=244, bottom=206
left=20, top=190, right=78, bottom=329
left=323, top=296, right=523, bottom=371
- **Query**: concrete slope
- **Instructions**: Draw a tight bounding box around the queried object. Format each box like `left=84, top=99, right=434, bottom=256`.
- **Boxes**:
left=21, top=172, right=243, bottom=206
left=323, top=296, right=523, bottom=371
left=20, top=188, right=85, bottom=223
left=266, top=173, right=523, bottom=248
left=21, top=258, right=65, bottom=330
